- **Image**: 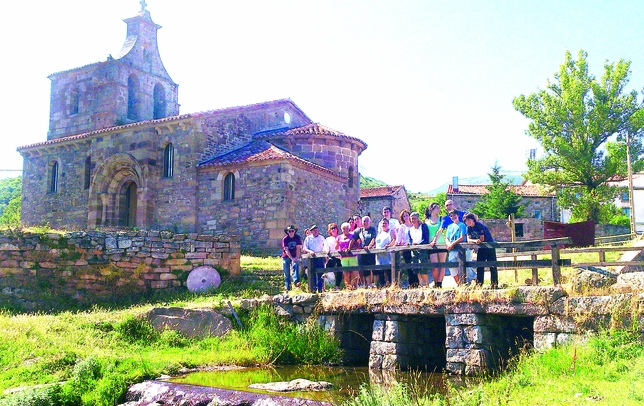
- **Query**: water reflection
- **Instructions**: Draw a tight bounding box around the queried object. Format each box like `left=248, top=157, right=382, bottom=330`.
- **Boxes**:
left=170, top=365, right=473, bottom=402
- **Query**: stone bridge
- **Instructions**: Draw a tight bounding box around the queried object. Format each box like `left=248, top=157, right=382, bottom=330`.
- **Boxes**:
left=259, top=286, right=644, bottom=376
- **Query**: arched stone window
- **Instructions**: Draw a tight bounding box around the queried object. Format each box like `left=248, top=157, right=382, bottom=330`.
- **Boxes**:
left=69, top=88, right=79, bottom=115
left=50, top=162, right=59, bottom=193
left=84, top=156, right=92, bottom=189
left=348, top=166, right=354, bottom=188
left=163, top=143, right=174, bottom=178
left=127, top=74, right=139, bottom=120
left=224, top=172, right=235, bottom=201
left=153, top=83, right=166, bottom=119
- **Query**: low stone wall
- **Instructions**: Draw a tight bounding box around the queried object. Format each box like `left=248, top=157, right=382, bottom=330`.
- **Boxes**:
left=0, top=230, right=240, bottom=309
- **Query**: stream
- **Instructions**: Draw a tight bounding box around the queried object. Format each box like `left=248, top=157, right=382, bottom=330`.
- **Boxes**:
left=170, top=365, right=474, bottom=403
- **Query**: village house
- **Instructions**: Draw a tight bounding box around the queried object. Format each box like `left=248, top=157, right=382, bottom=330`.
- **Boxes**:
left=359, top=185, right=410, bottom=220
left=446, top=181, right=559, bottom=241
left=17, top=6, right=367, bottom=255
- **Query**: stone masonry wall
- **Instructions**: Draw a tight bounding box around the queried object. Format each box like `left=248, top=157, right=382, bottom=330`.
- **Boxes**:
left=0, top=230, right=239, bottom=309
left=199, top=162, right=351, bottom=256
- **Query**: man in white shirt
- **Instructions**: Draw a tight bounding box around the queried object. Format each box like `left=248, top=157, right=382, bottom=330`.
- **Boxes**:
left=378, top=206, right=400, bottom=234
left=303, top=224, right=326, bottom=293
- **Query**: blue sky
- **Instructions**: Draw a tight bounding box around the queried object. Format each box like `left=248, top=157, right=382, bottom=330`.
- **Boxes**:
left=2, top=0, right=643, bottom=192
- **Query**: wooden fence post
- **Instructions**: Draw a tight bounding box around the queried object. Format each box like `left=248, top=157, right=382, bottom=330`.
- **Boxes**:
left=458, top=247, right=466, bottom=283
left=391, top=251, right=398, bottom=287
left=308, top=257, right=315, bottom=292
left=531, top=254, right=538, bottom=286
left=551, top=245, right=561, bottom=285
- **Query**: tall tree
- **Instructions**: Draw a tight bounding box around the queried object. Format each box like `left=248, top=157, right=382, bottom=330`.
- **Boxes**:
left=473, top=163, right=525, bottom=219
left=513, top=50, right=644, bottom=223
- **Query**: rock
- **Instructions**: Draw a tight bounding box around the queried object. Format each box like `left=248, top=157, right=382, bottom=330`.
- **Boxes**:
left=612, top=272, right=644, bottom=293
left=120, top=380, right=329, bottom=406
left=248, top=379, right=333, bottom=393
left=616, top=240, right=644, bottom=273
left=570, top=267, right=617, bottom=293
left=144, top=307, right=232, bottom=338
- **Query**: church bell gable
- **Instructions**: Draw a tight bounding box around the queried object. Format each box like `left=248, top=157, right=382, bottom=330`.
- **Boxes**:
left=47, top=3, right=179, bottom=140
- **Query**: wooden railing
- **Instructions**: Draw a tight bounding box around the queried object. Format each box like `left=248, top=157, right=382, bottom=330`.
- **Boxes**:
left=302, top=237, right=575, bottom=290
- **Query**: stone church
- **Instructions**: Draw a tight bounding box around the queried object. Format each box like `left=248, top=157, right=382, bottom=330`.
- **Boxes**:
left=18, top=5, right=367, bottom=254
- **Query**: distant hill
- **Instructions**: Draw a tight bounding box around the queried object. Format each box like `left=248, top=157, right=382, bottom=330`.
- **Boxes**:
left=360, top=175, right=388, bottom=189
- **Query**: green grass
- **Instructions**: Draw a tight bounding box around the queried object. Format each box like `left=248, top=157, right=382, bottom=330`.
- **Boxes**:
left=345, top=328, right=644, bottom=406
left=0, top=304, right=341, bottom=405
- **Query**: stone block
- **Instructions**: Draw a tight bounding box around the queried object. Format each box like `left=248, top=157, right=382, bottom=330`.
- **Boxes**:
left=464, top=326, right=487, bottom=344
left=446, top=313, right=484, bottom=326
left=384, top=320, right=405, bottom=342
left=381, top=354, right=400, bottom=370
left=370, top=341, right=405, bottom=356
left=105, top=238, right=117, bottom=250
left=159, top=273, right=177, bottom=281
left=117, top=239, right=132, bottom=249
left=372, top=320, right=385, bottom=341
left=369, top=354, right=383, bottom=369
left=150, top=280, right=170, bottom=289
left=534, top=315, right=577, bottom=333
left=534, top=333, right=556, bottom=351
left=556, top=333, right=584, bottom=347
left=446, top=362, right=465, bottom=375
left=446, top=326, right=464, bottom=349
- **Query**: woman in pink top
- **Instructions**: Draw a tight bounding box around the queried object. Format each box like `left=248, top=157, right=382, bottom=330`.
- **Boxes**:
left=337, top=221, right=359, bottom=289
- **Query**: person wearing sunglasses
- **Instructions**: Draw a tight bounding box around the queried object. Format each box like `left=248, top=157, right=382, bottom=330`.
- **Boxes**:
left=281, top=225, right=302, bottom=291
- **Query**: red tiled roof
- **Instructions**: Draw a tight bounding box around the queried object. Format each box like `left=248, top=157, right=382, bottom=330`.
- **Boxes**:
left=261, top=123, right=367, bottom=148
left=198, top=141, right=343, bottom=178
left=360, top=185, right=404, bottom=198
left=447, top=184, right=554, bottom=197
left=17, top=99, right=309, bottom=151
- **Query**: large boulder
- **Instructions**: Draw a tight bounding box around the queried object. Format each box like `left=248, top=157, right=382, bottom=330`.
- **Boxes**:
left=612, top=272, right=644, bottom=293
left=120, top=380, right=329, bottom=405
left=570, top=267, right=617, bottom=294
left=616, top=240, right=644, bottom=273
left=144, top=307, right=233, bottom=338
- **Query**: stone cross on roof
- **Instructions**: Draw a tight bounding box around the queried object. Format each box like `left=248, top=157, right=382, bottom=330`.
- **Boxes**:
left=140, top=0, right=147, bottom=11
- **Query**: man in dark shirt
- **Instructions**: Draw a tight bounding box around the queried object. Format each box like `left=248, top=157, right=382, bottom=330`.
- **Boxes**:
left=464, top=213, right=498, bottom=288
left=282, top=225, right=302, bottom=291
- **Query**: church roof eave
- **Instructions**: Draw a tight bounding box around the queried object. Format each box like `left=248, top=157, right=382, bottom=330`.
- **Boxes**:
left=198, top=141, right=344, bottom=180
left=257, top=122, right=367, bottom=151
left=17, top=99, right=309, bottom=152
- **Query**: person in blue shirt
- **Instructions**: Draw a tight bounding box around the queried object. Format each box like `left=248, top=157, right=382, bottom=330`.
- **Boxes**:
left=445, top=210, right=467, bottom=285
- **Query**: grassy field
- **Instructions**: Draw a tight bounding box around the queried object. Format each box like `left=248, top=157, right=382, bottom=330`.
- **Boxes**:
left=0, top=250, right=642, bottom=405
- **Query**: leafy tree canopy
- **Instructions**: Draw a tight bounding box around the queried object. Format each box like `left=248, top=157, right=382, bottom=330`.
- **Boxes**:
left=513, top=50, right=644, bottom=223
left=0, top=176, right=21, bottom=217
left=473, top=163, right=525, bottom=219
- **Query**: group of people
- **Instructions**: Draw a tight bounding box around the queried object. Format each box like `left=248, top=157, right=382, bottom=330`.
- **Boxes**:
left=281, top=200, right=499, bottom=293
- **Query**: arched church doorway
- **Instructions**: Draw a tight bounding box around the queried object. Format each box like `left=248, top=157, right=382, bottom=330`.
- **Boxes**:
left=88, top=154, right=148, bottom=229
left=118, top=181, right=138, bottom=227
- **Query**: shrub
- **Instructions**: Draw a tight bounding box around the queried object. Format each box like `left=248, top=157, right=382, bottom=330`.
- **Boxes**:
left=245, top=305, right=343, bottom=365
left=114, top=316, right=159, bottom=344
